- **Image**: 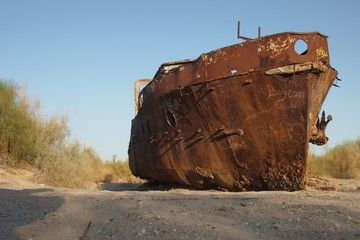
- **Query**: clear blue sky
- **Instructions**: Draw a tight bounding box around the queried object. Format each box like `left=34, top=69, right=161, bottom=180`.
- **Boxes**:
left=1, top=0, right=359, bottom=160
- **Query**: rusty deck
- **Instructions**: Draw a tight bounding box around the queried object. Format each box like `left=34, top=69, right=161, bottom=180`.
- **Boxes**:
left=128, top=32, right=337, bottom=191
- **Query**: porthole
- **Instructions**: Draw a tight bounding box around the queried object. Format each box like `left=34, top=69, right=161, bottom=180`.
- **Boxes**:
left=166, top=111, right=177, bottom=128
left=294, top=39, right=308, bottom=55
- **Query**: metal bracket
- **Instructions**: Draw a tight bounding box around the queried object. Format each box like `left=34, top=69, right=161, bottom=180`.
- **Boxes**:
left=237, top=21, right=261, bottom=41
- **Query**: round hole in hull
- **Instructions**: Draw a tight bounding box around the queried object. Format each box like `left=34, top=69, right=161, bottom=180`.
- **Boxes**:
left=294, top=39, right=308, bottom=55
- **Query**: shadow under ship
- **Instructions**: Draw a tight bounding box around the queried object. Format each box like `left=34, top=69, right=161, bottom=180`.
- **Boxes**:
left=128, top=31, right=338, bottom=191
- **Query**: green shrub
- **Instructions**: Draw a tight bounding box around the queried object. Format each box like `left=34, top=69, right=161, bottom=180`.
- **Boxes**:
left=0, top=80, right=38, bottom=164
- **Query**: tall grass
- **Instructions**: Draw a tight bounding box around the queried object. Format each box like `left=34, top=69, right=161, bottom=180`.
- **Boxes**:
left=308, top=139, right=360, bottom=179
left=0, top=79, right=136, bottom=188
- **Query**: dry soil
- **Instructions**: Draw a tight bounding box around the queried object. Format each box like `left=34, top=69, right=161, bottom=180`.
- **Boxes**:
left=1, top=168, right=360, bottom=240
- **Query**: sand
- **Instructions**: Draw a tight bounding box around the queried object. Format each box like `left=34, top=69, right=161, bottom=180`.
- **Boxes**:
left=1, top=168, right=360, bottom=240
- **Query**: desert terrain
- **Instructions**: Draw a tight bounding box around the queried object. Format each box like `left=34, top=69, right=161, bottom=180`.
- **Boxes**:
left=1, top=167, right=360, bottom=240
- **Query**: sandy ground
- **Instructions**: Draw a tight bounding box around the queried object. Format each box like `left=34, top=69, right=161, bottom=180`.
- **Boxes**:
left=1, top=168, right=360, bottom=240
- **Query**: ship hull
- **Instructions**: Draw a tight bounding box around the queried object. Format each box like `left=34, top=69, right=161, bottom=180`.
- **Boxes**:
left=128, top=32, right=337, bottom=191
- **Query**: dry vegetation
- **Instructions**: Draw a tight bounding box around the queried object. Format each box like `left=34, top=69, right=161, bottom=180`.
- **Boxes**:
left=0, top=79, right=137, bottom=188
left=308, top=139, right=360, bottom=179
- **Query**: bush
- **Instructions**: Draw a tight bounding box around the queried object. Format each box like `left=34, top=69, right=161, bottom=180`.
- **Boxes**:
left=33, top=115, right=99, bottom=187
left=104, top=160, right=139, bottom=183
left=0, top=78, right=138, bottom=188
left=308, top=139, right=360, bottom=179
left=0, top=80, right=38, bottom=164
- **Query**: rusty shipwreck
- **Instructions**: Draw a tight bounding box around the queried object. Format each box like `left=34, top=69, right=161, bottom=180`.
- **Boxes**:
left=128, top=30, right=338, bottom=191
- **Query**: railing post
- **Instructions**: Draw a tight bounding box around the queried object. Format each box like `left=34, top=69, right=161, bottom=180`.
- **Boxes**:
left=134, top=79, right=151, bottom=115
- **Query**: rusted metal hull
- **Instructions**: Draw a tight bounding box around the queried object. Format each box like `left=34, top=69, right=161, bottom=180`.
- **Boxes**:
left=128, top=32, right=337, bottom=191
